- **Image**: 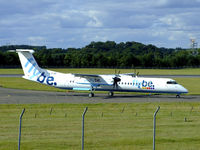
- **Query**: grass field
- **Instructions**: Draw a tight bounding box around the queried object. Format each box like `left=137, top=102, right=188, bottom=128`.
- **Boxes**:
left=0, top=69, right=200, bottom=149
left=1, top=103, right=200, bottom=150
left=0, top=68, right=200, bottom=75
left=0, top=77, right=66, bottom=92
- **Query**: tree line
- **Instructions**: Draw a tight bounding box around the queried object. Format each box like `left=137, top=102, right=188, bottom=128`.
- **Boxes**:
left=0, top=41, right=200, bottom=68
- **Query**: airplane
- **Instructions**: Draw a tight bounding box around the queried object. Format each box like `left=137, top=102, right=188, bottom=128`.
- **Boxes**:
left=11, top=49, right=188, bottom=98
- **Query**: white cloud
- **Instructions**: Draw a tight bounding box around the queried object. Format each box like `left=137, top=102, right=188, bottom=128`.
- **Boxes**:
left=154, top=0, right=200, bottom=8
left=28, top=36, right=46, bottom=42
left=0, top=0, right=200, bottom=48
left=86, top=11, right=103, bottom=27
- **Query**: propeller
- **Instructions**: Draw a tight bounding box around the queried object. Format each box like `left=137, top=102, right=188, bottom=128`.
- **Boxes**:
left=113, top=76, right=121, bottom=88
left=113, top=70, right=121, bottom=88
left=136, top=71, right=139, bottom=77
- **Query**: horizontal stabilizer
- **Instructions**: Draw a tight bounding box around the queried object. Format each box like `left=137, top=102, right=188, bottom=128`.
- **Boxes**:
left=16, top=49, right=35, bottom=53
left=8, top=49, right=35, bottom=53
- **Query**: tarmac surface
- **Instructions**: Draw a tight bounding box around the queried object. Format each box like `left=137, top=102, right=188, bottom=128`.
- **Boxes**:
left=0, top=87, right=199, bottom=104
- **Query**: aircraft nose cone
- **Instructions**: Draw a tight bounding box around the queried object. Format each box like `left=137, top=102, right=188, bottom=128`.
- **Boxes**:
left=181, top=86, right=188, bottom=93
left=184, top=88, right=188, bottom=93
left=177, top=85, right=188, bottom=94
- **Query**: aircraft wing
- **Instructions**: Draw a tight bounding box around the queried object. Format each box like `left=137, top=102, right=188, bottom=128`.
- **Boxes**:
left=73, top=73, right=112, bottom=87
left=73, top=73, right=100, bottom=78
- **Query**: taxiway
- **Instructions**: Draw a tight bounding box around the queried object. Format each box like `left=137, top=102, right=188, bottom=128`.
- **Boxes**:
left=0, top=87, right=199, bottom=104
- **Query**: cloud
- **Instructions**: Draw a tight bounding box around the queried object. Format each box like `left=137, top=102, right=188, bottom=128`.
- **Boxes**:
left=0, top=0, right=200, bottom=48
left=56, top=10, right=103, bottom=28
left=155, top=0, right=200, bottom=8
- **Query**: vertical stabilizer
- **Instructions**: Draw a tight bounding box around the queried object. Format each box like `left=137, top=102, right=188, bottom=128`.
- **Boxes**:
left=16, top=49, right=42, bottom=81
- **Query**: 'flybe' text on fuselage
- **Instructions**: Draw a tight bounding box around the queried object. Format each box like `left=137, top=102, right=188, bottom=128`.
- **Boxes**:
left=133, top=80, right=155, bottom=90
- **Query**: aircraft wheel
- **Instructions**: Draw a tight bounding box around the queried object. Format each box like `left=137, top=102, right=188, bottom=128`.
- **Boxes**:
left=89, top=93, right=94, bottom=98
left=108, top=91, right=114, bottom=97
left=176, top=94, right=180, bottom=98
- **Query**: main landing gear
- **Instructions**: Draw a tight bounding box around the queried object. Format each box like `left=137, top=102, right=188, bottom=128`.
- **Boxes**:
left=89, top=93, right=94, bottom=98
left=88, top=90, right=114, bottom=98
left=108, top=91, right=114, bottom=97
left=176, top=94, right=181, bottom=98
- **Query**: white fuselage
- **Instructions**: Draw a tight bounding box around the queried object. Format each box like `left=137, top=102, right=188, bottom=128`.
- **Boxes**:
left=15, top=49, right=188, bottom=96
left=39, top=70, right=188, bottom=95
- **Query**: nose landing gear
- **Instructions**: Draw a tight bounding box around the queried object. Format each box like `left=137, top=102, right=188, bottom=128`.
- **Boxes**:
left=89, top=86, right=95, bottom=98
left=176, top=94, right=180, bottom=98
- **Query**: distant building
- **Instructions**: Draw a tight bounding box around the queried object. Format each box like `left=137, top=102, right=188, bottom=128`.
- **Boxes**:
left=190, top=39, right=198, bottom=55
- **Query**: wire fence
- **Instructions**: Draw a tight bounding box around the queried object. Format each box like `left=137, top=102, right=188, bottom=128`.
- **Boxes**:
left=0, top=104, right=198, bottom=150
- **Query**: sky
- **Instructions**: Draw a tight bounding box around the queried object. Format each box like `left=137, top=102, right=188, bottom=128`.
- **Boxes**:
left=0, top=0, right=200, bottom=49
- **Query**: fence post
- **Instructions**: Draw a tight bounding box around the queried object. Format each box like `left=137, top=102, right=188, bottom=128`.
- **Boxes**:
left=153, top=106, right=160, bottom=150
left=82, top=107, right=88, bottom=150
left=18, top=108, right=25, bottom=150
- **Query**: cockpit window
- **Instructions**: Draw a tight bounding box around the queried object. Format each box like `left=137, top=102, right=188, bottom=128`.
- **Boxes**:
left=167, top=81, right=177, bottom=84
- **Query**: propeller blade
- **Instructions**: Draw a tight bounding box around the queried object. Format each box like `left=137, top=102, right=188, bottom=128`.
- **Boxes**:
left=113, top=76, right=121, bottom=88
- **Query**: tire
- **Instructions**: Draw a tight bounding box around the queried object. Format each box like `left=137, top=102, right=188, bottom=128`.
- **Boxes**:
left=89, top=93, right=94, bottom=98
left=108, top=91, right=114, bottom=97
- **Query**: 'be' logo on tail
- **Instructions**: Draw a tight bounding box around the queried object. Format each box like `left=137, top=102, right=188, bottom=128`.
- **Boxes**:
left=37, top=72, right=57, bottom=86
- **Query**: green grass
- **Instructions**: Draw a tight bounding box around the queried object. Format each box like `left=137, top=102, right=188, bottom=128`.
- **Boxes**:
left=0, top=68, right=200, bottom=149
left=175, top=78, right=200, bottom=95
left=0, top=68, right=200, bottom=75
left=0, top=69, right=23, bottom=74
left=1, top=103, right=200, bottom=150
left=0, top=77, right=65, bottom=92
left=50, top=68, right=200, bottom=75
